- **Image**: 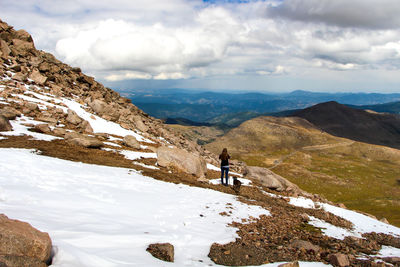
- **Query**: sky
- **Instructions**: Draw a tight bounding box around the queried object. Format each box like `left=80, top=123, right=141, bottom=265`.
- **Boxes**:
left=1, top=0, right=400, bottom=93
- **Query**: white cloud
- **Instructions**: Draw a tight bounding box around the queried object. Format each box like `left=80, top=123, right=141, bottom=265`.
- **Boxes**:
left=1, top=0, right=400, bottom=91
left=268, top=0, right=400, bottom=29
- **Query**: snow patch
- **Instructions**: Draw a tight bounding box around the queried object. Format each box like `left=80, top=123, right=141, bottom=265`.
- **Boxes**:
left=120, top=150, right=157, bottom=161
left=0, top=148, right=270, bottom=267
left=62, top=98, right=154, bottom=143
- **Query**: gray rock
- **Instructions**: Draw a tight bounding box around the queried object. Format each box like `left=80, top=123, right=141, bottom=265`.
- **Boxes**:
left=34, top=124, right=51, bottom=134
left=157, top=146, right=207, bottom=178
left=69, top=137, right=103, bottom=148
left=244, top=166, right=301, bottom=192
left=66, top=109, right=82, bottom=125
left=123, top=135, right=141, bottom=149
left=0, top=115, right=12, bottom=131
left=0, top=107, right=20, bottom=120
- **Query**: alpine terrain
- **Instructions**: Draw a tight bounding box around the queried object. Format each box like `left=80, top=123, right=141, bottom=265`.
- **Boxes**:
left=1, top=20, right=400, bottom=267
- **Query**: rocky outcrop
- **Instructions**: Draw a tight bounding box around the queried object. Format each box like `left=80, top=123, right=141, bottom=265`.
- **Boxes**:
left=0, top=214, right=52, bottom=267
left=0, top=115, right=12, bottom=131
left=146, top=243, right=174, bottom=262
left=244, top=166, right=301, bottom=192
left=157, top=146, right=207, bottom=178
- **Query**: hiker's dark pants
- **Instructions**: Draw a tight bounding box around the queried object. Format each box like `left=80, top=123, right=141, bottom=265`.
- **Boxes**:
left=221, top=166, right=229, bottom=185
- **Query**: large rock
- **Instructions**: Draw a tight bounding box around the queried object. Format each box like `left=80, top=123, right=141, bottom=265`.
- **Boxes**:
left=0, top=115, right=12, bottom=131
left=0, top=40, right=11, bottom=58
left=123, top=135, right=141, bottom=149
left=69, top=136, right=103, bottom=148
left=66, top=109, right=82, bottom=125
left=244, top=166, right=301, bottom=192
left=329, top=253, right=350, bottom=267
left=0, top=107, right=21, bottom=120
left=89, top=99, right=107, bottom=115
left=29, top=69, right=47, bottom=85
left=157, top=146, right=207, bottom=178
left=146, top=243, right=174, bottom=262
left=11, top=39, right=35, bottom=55
left=0, top=214, right=52, bottom=265
left=0, top=255, right=47, bottom=267
left=34, top=124, right=51, bottom=134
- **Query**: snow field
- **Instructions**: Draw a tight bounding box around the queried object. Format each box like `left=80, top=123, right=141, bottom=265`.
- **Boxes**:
left=0, top=148, right=271, bottom=267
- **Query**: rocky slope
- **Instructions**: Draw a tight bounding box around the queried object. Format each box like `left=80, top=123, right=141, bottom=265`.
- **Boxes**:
left=1, top=19, right=400, bottom=267
left=207, top=115, right=400, bottom=226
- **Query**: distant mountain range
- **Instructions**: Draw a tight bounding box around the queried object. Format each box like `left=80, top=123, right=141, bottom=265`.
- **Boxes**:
left=125, top=89, right=400, bottom=124
left=293, top=101, right=400, bottom=149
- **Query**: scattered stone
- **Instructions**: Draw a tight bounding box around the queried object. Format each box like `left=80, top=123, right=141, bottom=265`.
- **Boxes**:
left=0, top=214, right=52, bottom=265
left=36, top=116, right=57, bottom=124
left=0, top=115, right=12, bottom=131
left=157, top=146, right=207, bottom=178
left=290, top=240, right=320, bottom=253
left=146, top=243, right=174, bottom=262
left=329, top=253, right=350, bottom=267
left=34, top=124, right=51, bottom=134
left=123, top=135, right=141, bottom=149
left=278, top=261, right=300, bottom=267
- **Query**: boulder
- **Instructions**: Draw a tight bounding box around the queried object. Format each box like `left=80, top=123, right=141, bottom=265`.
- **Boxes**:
left=89, top=99, right=107, bottom=115
left=290, top=240, right=320, bottom=253
left=81, top=120, right=93, bottom=133
left=133, top=115, right=148, bottom=132
left=123, top=135, right=141, bottom=149
left=329, top=253, right=350, bottom=267
left=0, top=40, right=11, bottom=58
left=34, top=124, right=51, bottom=134
left=11, top=39, right=35, bottom=55
left=15, top=29, right=33, bottom=42
left=0, top=214, right=52, bottom=265
left=278, top=261, right=300, bottom=267
left=146, top=243, right=174, bottom=262
left=25, top=102, right=38, bottom=112
left=0, top=107, right=21, bottom=120
left=66, top=109, right=82, bottom=125
left=244, top=166, right=301, bottom=192
left=0, top=115, right=12, bottom=131
left=53, top=128, right=66, bottom=137
left=69, top=136, right=103, bottom=148
left=29, top=69, right=47, bottom=85
left=0, top=255, right=47, bottom=267
left=157, top=146, right=207, bottom=178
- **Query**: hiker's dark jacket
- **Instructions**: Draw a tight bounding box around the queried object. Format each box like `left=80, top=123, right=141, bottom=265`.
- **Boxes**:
left=219, top=154, right=230, bottom=167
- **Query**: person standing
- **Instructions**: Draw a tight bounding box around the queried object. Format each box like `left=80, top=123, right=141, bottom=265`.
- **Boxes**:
left=219, top=148, right=230, bottom=186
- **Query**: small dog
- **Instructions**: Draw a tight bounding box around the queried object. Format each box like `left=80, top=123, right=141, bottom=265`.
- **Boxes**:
left=232, top=177, right=242, bottom=194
